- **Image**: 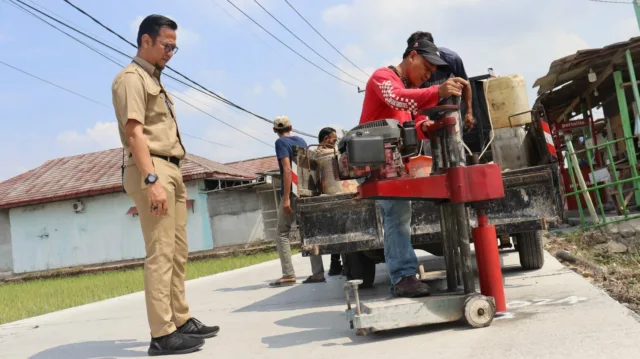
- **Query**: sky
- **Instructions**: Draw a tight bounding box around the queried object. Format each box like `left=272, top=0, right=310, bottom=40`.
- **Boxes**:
left=0, top=0, right=638, bottom=181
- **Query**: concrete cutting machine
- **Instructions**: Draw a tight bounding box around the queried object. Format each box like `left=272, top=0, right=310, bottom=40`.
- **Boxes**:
left=333, top=97, right=507, bottom=335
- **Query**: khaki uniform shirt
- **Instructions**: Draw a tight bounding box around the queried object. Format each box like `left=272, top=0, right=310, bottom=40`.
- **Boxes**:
left=112, top=56, right=186, bottom=165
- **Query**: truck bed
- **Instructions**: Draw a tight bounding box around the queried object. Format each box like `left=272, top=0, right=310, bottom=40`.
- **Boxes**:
left=295, top=164, right=562, bottom=256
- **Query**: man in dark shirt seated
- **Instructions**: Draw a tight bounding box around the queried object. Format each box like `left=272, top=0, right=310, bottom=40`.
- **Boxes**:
left=407, top=31, right=474, bottom=162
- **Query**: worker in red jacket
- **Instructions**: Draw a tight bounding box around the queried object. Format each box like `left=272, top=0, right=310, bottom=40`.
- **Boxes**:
left=358, top=38, right=470, bottom=298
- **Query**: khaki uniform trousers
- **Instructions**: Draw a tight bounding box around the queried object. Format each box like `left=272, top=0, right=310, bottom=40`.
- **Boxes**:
left=123, top=157, right=190, bottom=338
left=276, top=197, right=324, bottom=278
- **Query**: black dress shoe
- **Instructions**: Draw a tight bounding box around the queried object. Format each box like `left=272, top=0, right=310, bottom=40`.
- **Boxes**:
left=177, top=318, right=220, bottom=339
left=148, top=331, right=204, bottom=356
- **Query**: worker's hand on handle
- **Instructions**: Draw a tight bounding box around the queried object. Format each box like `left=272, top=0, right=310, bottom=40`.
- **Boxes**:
left=438, top=77, right=468, bottom=98
left=420, top=119, right=435, bottom=134
left=283, top=196, right=293, bottom=216
left=148, top=182, right=168, bottom=216
left=464, top=112, right=475, bottom=131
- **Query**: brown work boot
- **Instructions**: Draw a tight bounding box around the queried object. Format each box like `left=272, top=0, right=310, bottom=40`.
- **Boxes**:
left=392, top=275, right=431, bottom=298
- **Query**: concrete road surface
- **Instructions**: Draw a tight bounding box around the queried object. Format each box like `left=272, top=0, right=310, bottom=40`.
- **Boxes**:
left=1, top=249, right=639, bottom=359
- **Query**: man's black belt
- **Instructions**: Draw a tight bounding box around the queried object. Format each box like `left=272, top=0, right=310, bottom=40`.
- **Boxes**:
left=151, top=154, right=180, bottom=166
left=129, top=152, right=180, bottom=166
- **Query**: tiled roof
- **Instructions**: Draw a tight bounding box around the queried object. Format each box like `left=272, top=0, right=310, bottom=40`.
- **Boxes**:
left=226, top=155, right=279, bottom=174
left=0, top=148, right=256, bottom=209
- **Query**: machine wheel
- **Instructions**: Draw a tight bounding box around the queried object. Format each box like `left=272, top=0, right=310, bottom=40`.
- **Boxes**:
left=516, top=231, right=544, bottom=270
left=344, top=252, right=376, bottom=288
left=463, top=294, right=496, bottom=328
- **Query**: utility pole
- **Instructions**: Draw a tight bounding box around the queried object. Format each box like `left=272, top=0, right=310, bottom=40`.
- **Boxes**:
left=634, top=0, right=640, bottom=31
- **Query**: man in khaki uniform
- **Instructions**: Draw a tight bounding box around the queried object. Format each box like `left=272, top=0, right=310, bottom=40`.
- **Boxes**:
left=111, top=14, right=218, bottom=356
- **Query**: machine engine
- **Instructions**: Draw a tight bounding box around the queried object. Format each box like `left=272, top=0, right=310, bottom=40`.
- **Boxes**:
left=333, top=119, right=419, bottom=181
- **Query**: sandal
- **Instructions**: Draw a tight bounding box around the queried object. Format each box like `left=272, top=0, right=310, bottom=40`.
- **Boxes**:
left=269, top=278, right=296, bottom=287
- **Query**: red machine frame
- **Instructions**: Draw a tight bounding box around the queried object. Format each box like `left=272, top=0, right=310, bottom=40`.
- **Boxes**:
left=355, top=105, right=508, bottom=314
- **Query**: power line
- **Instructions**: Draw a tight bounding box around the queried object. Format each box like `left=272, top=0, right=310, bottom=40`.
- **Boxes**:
left=4, top=1, right=268, bottom=149
left=8, top=0, right=273, bottom=147
left=252, top=0, right=365, bottom=84
left=180, top=133, right=234, bottom=149
left=225, top=0, right=361, bottom=89
left=25, top=0, right=119, bottom=49
left=283, top=0, right=370, bottom=78
left=0, top=57, right=235, bottom=149
left=0, top=59, right=109, bottom=108
left=4, top=0, right=128, bottom=67
left=209, top=0, right=348, bottom=98
left=169, top=93, right=271, bottom=147
left=211, top=0, right=278, bottom=54
left=61, top=0, right=317, bottom=139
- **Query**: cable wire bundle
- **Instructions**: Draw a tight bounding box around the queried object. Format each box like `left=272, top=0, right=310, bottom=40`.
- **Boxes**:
left=4, top=0, right=320, bottom=146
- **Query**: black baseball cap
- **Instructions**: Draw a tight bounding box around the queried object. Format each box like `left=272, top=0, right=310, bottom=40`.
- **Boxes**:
left=408, top=39, right=450, bottom=71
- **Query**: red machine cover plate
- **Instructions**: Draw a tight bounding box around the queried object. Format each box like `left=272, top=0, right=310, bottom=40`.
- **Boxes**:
left=358, top=164, right=504, bottom=203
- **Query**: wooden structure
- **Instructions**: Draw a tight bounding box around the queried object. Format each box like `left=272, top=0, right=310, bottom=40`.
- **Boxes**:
left=534, top=36, right=640, bottom=219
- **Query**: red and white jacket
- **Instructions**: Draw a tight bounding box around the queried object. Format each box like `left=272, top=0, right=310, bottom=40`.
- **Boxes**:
left=359, top=67, right=440, bottom=140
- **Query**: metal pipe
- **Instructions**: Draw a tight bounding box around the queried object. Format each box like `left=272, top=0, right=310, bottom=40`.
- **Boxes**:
left=432, top=132, right=443, bottom=173
left=453, top=203, right=475, bottom=294
left=353, top=286, right=362, bottom=316
left=445, top=123, right=459, bottom=168
left=584, top=139, right=608, bottom=224
left=626, top=50, right=640, bottom=122
left=606, top=144, right=627, bottom=215
left=564, top=160, right=640, bottom=195
left=566, top=140, right=600, bottom=225
left=614, top=70, right=640, bottom=205
left=449, top=202, right=463, bottom=287
left=441, top=129, right=451, bottom=169
left=440, top=204, right=458, bottom=292
left=343, top=284, right=354, bottom=329
left=579, top=135, right=638, bottom=152
left=454, top=243, right=463, bottom=287
left=565, top=146, right=586, bottom=227
left=344, top=285, right=352, bottom=311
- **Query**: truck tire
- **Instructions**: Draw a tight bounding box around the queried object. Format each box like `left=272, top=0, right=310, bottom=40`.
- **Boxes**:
left=516, top=231, right=544, bottom=270
left=344, top=252, right=376, bottom=288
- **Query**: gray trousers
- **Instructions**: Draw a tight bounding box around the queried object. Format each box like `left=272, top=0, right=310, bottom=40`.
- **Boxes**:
left=276, top=197, right=324, bottom=278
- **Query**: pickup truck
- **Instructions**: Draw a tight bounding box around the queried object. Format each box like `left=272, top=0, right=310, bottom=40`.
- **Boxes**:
left=292, top=73, right=563, bottom=288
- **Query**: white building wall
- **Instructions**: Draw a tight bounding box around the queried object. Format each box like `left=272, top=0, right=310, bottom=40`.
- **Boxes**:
left=207, top=188, right=265, bottom=247
left=0, top=209, right=12, bottom=272
left=9, top=180, right=208, bottom=274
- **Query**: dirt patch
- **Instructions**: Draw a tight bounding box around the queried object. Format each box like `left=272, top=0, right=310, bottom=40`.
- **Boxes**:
left=544, top=230, right=640, bottom=315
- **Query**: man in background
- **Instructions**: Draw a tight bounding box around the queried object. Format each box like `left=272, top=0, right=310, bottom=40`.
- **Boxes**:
left=318, top=127, right=344, bottom=276
left=269, top=116, right=326, bottom=286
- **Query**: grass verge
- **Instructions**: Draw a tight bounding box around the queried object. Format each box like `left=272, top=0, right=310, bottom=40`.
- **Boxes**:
left=0, top=249, right=295, bottom=325
left=545, top=230, right=640, bottom=315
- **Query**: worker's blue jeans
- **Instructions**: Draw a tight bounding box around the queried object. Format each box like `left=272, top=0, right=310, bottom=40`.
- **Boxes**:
left=378, top=199, right=417, bottom=287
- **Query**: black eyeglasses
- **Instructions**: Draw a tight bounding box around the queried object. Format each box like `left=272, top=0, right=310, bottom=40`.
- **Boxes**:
left=158, top=40, right=178, bottom=55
